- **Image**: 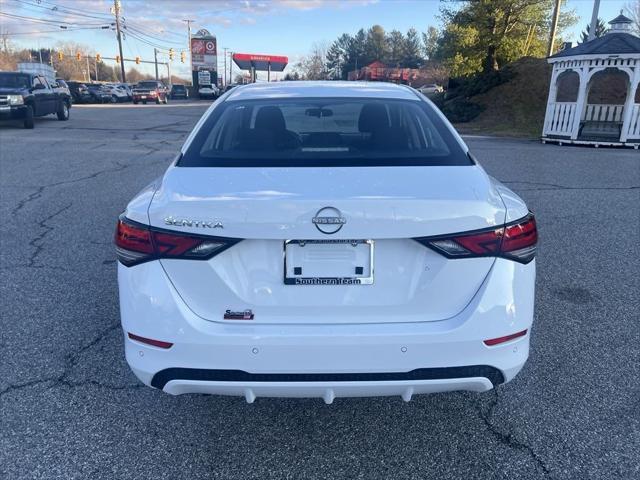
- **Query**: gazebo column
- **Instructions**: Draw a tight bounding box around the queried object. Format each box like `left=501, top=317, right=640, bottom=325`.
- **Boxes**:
left=543, top=67, right=560, bottom=136
left=569, top=68, right=588, bottom=140
left=620, top=67, right=639, bottom=142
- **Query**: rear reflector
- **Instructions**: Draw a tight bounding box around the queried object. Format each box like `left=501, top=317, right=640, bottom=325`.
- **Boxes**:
left=483, top=329, right=528, bottom=346
left=114, top=216, right=240, bottom=267
left=128, top=332, right=173, bottom=349
left=416, top=213, right=538, bottom=264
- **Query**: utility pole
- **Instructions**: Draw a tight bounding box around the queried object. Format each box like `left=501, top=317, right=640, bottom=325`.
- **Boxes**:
left=95, top=57, right=99, bottom=81
left=547, top=0, right=562, bottom=56
left=588, top=0, right=601, bottom=41
left=154, top=48, right=159, bottom=80
left=86, top=55, right=91, bottom=81
left=113, top=0, right=126, bottom=83
left=229, top=51, right=233, bottom=85
left=182, top=19, right=194, bottom=85
left=223, top=47, right=228, bottom=88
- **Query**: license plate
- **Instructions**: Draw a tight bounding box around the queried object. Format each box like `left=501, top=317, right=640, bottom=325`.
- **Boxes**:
left=284, top=240, right=374, bottom=285
left=141, top=95, right=146, bottom=99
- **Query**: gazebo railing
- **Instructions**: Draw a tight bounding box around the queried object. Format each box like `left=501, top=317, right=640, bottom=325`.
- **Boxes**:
left=544, top=102, right=577, bottom=136
left=583, top=104, right=625, bottom=123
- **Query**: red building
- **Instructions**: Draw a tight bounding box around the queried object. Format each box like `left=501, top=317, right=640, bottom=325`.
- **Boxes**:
left=348, top=61, right=419, bottom=84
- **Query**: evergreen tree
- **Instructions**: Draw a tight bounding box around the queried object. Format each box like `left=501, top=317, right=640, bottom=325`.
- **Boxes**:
left=579, top=18, right=607, bottom=44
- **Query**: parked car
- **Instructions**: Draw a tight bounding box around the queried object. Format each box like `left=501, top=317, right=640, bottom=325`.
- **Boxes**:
left=198, top=84, right=219, bottom=99
left=115, top=81, right=538, bottom=402
left=86, top=83, right=112, bottom=103
left=65, top=81, right=92, bottom=104
left=117, top=83, right=133, bottom=100
left=170, top=84, right=188, bottom=99
left=53, top=79, right=72, bottom=104
left=417, top=84, right=444, bottom=95
left=132, top=81, right=169, bottom=104
left=0, top=71, right=71, bottom=128
left=104, top=83, right=130, bottom=103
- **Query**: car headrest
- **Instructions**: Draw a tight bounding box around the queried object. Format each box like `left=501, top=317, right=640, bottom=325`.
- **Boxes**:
left=358, top=103, right=390, bottom=133
left=255, top=106, right=286, bottom=131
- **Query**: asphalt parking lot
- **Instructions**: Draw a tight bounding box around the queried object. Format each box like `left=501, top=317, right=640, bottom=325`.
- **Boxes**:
left=1, top=102, right=638, bottom=480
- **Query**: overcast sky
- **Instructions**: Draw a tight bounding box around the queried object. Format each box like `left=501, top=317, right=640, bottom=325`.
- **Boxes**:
left=0, top=0, right=631, bottom=80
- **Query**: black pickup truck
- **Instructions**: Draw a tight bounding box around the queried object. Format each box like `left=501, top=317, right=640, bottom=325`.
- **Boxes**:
left=0, top=72, right=72, bottom=129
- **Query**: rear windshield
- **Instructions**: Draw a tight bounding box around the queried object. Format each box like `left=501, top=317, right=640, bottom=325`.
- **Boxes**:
left=0, top=73, right=30, bottom=89
left=137, top=82, right=158, bottom=89
left=179, top=98, right=470, bottom=167
left=173, top=85, right=186, bottom=91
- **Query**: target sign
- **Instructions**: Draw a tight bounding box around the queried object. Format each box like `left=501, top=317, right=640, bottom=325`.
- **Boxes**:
left=205, top=41, right=215, bottom=53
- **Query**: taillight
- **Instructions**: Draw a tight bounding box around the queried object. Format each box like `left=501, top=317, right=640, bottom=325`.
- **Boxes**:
left=114, top=216, right=239, bottom=267
left=416, top=213, right=537, bottom=264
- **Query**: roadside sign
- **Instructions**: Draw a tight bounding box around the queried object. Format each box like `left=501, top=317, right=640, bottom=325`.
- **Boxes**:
left=198, top=70, right=211, bottom=86
left=191, top=35, right=216, bottom=69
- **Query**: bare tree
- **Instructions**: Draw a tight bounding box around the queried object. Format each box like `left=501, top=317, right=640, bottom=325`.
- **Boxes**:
left=296, top=42, right=330, bottom=80
left=627, top=0, right=640, bottom=35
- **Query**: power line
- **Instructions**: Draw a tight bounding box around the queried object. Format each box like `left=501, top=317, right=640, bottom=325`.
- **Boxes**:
left=11, top=0, right=112, bottom=19
left=124, top=21, right=185, bottom=41
left=5, top=26, right=112, bottom=35
left=11, top=0, right=113, bottom=21
left=124, top=24, right=184, bottom=46
left=124, top=29, right=172, bottom=52
left=0, top=11, right=108, bottom=26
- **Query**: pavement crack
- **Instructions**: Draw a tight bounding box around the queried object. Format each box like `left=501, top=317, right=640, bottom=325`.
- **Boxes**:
left=0, top=323, right=133, bottom=399
left=10, top=186, right=46, bottom=215
left=11, top=161, right=130, bottom=215
left=477, top=389, right=551, bottom=476
left=27, top=204, right=73, bottom=268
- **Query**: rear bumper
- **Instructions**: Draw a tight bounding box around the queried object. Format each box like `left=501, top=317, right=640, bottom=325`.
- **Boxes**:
left=119, top=258, right=535, bottom=401
left=153, top=375, right=497, bottom=403
left=133, top=94, right=157, bottom=101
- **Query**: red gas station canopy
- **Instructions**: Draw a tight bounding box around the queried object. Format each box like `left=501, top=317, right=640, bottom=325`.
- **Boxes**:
left=232, top=53, right=288, bottom=72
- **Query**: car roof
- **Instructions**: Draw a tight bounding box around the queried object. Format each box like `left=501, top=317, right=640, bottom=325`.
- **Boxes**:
left=224, top=81, right=420, bottom=101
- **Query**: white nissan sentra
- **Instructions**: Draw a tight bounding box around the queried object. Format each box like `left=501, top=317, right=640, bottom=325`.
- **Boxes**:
left=115, top=81, right=537, bottom=403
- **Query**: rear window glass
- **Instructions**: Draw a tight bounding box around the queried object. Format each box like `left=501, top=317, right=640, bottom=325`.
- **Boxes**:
left=179, top=98, right=470, bottom=167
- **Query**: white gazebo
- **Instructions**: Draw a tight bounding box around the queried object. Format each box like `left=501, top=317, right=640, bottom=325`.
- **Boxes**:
left=542, top=13, right=640, bottom=148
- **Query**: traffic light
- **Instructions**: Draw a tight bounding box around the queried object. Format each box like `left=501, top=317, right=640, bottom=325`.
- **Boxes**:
left=96, top=53, right=101, bottom=63
left=76, top=52, right=82, bottom=61
left=180, top=51, right=186, bottom=63
left=57, top=51, right=64, bottom=61
left=115, top=55, right=121, bottom=63
left=135, top=56, right=141, bottom=65
left=169, top=48, right=174, bottom=61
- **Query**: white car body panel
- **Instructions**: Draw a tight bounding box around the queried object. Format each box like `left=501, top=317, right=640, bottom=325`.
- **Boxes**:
left=117, top=81, right=536, bottom=401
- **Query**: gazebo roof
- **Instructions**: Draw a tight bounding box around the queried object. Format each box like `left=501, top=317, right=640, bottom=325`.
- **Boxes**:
left=549, top=32, right=640, bottom=59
